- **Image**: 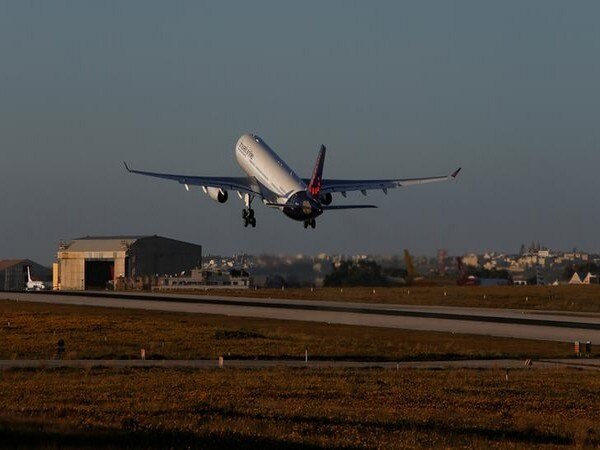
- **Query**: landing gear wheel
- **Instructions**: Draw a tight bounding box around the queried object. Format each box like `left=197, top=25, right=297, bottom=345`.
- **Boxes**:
left=243, top=209, right=256, bottom=227
left=310, top=219, right=316, bottom=229
left=303, top=221, right=309, bottom=229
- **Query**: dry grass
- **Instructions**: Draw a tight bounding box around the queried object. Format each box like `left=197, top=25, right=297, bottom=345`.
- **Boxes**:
left=0, top=366, right=598, bottom=448
left=0, top=300, right=574, bottom=361
left=166, top=285, right=600, bottom=313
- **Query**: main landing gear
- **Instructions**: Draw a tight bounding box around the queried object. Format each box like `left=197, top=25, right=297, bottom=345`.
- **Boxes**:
left=243, top=209, right=256, bottom=228
left=242, top=193, right=256, bottom=228
left=304, top=218, right=316, bottom=229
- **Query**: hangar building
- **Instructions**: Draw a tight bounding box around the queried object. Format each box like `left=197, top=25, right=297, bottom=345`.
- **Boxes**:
left=55, top=235, right=202, bottom=290
left=0, top=259, right=52, bottom=291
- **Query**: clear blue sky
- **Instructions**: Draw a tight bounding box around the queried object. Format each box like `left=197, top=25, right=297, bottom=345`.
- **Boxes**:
left=1, top=1, right=599, bottom=264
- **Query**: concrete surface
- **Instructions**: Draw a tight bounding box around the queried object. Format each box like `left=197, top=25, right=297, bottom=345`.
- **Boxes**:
left=3, top=291, right=599, bottom=343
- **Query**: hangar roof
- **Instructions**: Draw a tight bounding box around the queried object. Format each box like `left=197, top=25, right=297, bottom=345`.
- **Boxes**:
left=0, top=259, right=25, bottom=271
left=62, top=236, right=149, bottom=252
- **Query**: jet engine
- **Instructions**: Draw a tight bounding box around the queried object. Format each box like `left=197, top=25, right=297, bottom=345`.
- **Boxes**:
left=319, top=193, right=332, bottom=205
left=204, top=187, right=228, bottom=203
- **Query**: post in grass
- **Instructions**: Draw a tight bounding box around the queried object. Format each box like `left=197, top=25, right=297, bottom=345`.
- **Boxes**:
left=56, top=339, right=65, bottom=360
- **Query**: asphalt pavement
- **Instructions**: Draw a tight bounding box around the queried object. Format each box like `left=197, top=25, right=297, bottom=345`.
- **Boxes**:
left=3, top=291, right=600, bottom=343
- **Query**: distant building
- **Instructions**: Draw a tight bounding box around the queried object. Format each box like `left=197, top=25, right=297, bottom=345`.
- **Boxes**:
left=55, top=235, right=202, bottom=290
left=582, top=272, right=598, bottom=284
left=512, top=276, right=528, bottom=286
left=462, top=253, right=479, bottom=267
left=160, top=267, right=250, bottom=289
left=437, top=249, right=447, bottom=276
left=567, top=272, right=598, bottom=284
left=569, top=272, right=582, bottom=284
left=0, top=259, right=51, bottom=291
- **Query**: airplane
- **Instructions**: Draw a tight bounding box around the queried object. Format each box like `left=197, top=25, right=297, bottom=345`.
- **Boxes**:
left=125, top=133, right=460, bottom=229
left=25, top=266, right=46, bottom=291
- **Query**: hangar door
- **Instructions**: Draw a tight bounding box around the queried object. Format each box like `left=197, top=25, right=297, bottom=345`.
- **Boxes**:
left=84, top=260, right=114, bottom=290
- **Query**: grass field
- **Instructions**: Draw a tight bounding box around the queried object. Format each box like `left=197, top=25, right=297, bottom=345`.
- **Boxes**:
left=0, top=300, right=574, bottom=361
left=164, top=285, right=600, bottom=313
left=0, top=367, right=598, bottom=448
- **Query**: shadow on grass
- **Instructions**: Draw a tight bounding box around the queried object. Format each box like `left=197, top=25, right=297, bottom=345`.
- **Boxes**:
left=0, top=421, right=329, bottom=450
left=192, top=403, right=574, bottom=446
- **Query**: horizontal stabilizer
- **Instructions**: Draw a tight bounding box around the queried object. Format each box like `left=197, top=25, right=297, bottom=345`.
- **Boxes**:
left=322, top=205, right=377, bottom=210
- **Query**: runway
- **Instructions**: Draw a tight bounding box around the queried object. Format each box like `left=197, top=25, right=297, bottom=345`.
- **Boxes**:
left=3, top=291, right=600, bottom=342
left=1, top=358, right=599, bottom=371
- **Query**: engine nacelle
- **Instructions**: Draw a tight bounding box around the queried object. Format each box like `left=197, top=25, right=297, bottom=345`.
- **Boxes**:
left=319, top=193, right=332, bottom=205
left=204, top=187, right=228, bottom=203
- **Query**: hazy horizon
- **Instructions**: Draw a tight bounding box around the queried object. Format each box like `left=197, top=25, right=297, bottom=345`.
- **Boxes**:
left=1, top=2, right=599, bottom=266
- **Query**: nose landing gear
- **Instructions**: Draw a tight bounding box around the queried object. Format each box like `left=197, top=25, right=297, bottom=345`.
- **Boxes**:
left=303, top=218, right=316, bottom=229
left=243, top=208, right=256, bottom=227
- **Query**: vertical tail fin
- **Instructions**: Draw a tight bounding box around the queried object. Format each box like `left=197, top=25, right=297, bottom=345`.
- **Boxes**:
left=404, top=250, right=417, bottom=280
left=308, top=144, right=326, bottom=196
left=27, top=266, right=33, bottom=283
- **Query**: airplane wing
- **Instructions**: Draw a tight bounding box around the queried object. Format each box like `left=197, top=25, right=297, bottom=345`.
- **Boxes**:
left=124, top=162, right=265, bottom=197
left=306, top=168, right=461, bottom=196
left=321, top=205, right=377, bottom=210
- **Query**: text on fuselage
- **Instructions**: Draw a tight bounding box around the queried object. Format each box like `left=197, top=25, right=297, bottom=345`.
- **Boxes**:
left=237, top=142, right=254, bottom=160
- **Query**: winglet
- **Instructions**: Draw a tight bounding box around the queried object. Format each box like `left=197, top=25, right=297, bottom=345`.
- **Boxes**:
left=451, top=167, right=462, bottom=178
left=123, top=161, right=132, bottom=172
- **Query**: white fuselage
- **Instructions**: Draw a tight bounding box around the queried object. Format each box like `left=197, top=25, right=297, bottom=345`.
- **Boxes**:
left=26, top=280, right=44, bottom=291
left=26, top=266, right=45, bottom=291
left=235, top=134, right=306, bottom=202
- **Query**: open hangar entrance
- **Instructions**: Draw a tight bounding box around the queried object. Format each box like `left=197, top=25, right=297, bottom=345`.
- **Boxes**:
left=84, top=260, right=114, bottom=290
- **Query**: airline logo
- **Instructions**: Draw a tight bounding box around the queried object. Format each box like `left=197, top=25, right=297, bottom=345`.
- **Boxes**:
left=237, top=142, right=254, bottom=160
left=308, top=145, right=326, bottom=196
